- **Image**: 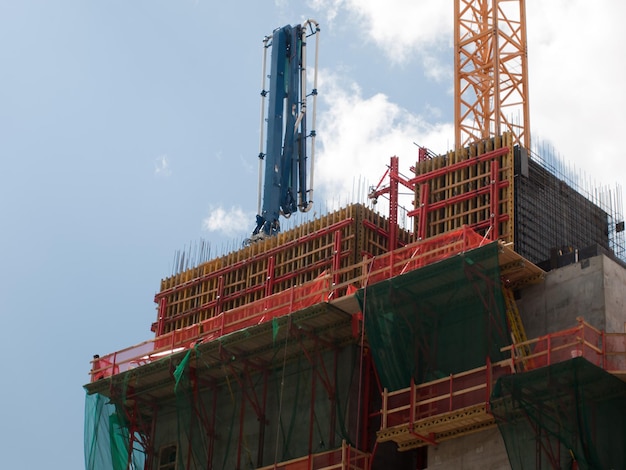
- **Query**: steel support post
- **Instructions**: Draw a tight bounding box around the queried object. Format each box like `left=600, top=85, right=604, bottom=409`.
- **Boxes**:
left=490, top=159, right=500, bottom=240
left=265, top=255, right=276, bottom=297
left=389, top=156, right=399, bottom=251
left=332, top=230, right=342, bottom=294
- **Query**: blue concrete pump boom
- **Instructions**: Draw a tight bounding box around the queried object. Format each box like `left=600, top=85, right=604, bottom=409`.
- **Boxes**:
left=250, top=20, right=320, bottom=241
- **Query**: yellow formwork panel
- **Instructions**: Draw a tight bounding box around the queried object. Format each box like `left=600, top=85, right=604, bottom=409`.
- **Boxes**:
left=413, top=134, right=515, bottom=244
left=155, top=204, right=411, bottom=334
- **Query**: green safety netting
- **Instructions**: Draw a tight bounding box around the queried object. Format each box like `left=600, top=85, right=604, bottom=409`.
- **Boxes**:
left=357, top=242, right=509, bottom=391
left=491, top=357, right=626, bottom=470
left=84, top=392, right=145, bottom=470
left=84, top=338, right=360, bottom=469
left=168, top=346, right=358, bottom=468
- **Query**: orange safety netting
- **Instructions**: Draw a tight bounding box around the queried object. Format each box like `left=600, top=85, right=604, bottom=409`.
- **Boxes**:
left=90, top=227, right=486, bottom=382
left=91, top=273, right=331, bottom=380
left=366, top=225, right=487, bottom=285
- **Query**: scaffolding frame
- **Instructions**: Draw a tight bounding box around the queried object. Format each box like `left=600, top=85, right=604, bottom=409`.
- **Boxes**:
left=154, top=205, right=412, bottom=334
left=88, top=303, right=363, bottom=469
left=377, top=319, right=626, bottom=452
left=91, top=227, right=497, bottom=381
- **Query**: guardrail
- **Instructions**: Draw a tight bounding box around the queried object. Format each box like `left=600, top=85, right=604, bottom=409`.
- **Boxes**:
left=90, top=226, right=487, bottom=381
left=503, top=318, right=606, bottom=371
left=90, top=275, right=332, bottom=380
left=378, top=319, right=626, bottom=436
left=257, top=441, right=369, bottom=470
left=379, top=360, right=513, bottom=432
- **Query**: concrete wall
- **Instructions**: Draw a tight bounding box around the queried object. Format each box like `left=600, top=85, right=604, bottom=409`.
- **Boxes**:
left=517, top=255, right=606, bottom=339
left=516, top=254, right=626, bottom=340
left=602, top=255, right=626, bottom=333
left=426, top=427, right=510, bottom=470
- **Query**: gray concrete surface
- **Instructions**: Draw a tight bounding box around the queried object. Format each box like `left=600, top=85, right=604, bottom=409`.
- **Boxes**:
left=517, top=254, right=626, bottom=339
left=426, top=427, right=510, bottom=470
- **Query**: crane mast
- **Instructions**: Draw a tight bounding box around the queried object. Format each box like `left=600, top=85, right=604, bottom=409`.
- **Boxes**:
left=250, top=20, right=320, bottom=242
left=454, top=0, right=530, bottom=151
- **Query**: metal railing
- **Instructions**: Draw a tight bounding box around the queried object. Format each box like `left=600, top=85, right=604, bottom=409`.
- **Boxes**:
left=256, top=441, right=369, bottom=470
left=503, top=318, right=605, bottom=371
left=378, top=318, right=626, bottom=435
left=90, top=226, right=487, bottom=381
left=379, top=360, right=513, bottom=433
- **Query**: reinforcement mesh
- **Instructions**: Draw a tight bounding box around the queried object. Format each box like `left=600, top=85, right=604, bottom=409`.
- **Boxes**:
left=357, top=242, right=509, bottom=391
left=491, top=357, right=626, bottom=470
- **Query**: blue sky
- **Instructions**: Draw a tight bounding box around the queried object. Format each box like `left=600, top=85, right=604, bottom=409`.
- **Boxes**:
left=0, top=1, right=624, bottom=468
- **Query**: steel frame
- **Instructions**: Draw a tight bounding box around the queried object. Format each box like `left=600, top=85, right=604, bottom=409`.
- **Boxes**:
left=454, top=0, right=530, bottom=150
left=370, top=146, right=512, bottom=247
left=154, top=218, right=354, bottom=334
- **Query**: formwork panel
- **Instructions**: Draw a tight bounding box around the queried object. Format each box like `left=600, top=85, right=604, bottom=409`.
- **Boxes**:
left=413, top=134, right=515, bottom=244
left=154, top=204, right=410, bottom=335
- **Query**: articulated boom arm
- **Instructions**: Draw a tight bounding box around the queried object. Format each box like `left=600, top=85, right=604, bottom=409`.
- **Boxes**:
left=252, top=19, right=320, bottom=239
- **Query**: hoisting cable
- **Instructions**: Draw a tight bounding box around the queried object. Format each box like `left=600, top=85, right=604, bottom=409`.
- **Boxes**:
left=355, top=257, right=375, bottom=451
left=273, top=315, right=292, bottom=466
left=221, top=362, right=253, bottom=468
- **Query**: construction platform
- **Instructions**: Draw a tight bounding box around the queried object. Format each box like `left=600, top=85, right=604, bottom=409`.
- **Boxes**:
left=375, top=319, right=626, bottom=452
left=85, top=195, right=626, bottom=470
left=86, top=301, right=357, bottom=409
left=153, top=204, right=411, bottom=335
left=88, top=221, right=544, bottom=383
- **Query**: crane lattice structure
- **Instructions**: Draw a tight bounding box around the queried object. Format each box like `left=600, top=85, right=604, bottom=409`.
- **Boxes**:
left=454, top=0, right=530, bottom=150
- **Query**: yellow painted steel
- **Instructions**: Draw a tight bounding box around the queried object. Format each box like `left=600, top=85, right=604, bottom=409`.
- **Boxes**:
left=502, top=286, right=532, bottom=370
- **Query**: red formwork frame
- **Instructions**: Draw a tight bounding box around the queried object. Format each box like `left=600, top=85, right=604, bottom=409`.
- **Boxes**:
left=130, top=314, right=359, bottom=470
left=102, top=382, right=158, bottom=470
left=368, top=156, right=402, bottom=251
left=187, top=322, right=350, bottom=469
left=88, top=228, right=498, bottom=469
left=90, top=226, right=488, bottom=382
left=153, top=218, right=355, bottom=335
left=369, top=147, right=511, bottom=244
left=376, top=320, right=626, bottom=455
left=218, top=346, right=270, bottom=469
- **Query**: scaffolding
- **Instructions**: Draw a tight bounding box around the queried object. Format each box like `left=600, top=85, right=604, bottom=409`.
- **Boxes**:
left=85, top=135, right=626, bottom=469
left=376, top=319, right=626, bottom=456
left=153, top=204, right=412, bottom=335
left=86, top=225, right=505, bottom=469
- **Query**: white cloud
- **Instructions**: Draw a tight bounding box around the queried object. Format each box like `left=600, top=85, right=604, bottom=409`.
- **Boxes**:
left=314, top=69, right=454, bottom=211
left=527, top=0, right=626, bottom=193
left=202, top=205, right=252, bottom=236
left=309, top=0, right=343, bottom=26
left=154, top=154, right=171, bottom=177
left=311, top=0, right=451, bottom=69
left=312, top=1, right=626, bottom=207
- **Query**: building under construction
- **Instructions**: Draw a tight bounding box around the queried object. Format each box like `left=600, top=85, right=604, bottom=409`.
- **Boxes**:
left=84, top=4, right=626, bottom=470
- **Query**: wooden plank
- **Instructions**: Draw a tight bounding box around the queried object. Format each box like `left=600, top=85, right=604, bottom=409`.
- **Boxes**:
left=413, top=134, right=514, bottom=244
left=154, top=203, right=411, bottom=334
